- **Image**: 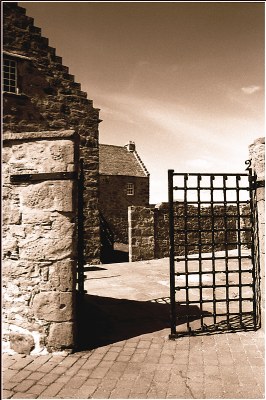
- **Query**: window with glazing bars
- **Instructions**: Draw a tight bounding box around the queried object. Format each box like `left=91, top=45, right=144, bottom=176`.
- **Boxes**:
left=3, top=58, right=17, bottom=93
left=126, top=183, right=134, bottom=195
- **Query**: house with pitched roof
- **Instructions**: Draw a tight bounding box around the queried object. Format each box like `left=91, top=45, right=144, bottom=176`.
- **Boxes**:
left=99, top=141, right=149, bottom=261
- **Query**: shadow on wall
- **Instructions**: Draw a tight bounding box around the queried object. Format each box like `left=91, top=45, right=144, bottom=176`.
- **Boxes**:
left=76, top=294, right=210, bottom=351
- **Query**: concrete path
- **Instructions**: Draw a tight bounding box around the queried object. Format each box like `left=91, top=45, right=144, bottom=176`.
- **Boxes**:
left=3, top=257, right=265, bottom=399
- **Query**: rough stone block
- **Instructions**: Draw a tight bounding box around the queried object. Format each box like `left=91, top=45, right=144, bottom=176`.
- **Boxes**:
left=3, top=233, right=18, bottom=258
left=9, top=333, right=35, bottom=355
left=3, top=202, right=21, bottom=225
left=49, top=260, right=76, bottom=291
left=19, top=213, right=74, bottom=261
left=19, top=236, right=73, bottom=261
left=9, top=140, right=75, bottom=174
left=47, top=322, right=75, bottom=350
left=22, top=209, right=52, bottom=224
left=20, top=181, right=74, bottom=212
left=33, top=291, right=74, bottom=322
left=2, top=145, right=12, bottom=163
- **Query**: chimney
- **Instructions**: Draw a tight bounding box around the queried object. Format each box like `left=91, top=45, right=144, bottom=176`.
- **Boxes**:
left=125, top=141, right=136, bottom=152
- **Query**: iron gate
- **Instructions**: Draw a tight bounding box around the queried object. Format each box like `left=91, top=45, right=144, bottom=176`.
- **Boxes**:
left=168, top=166, right=261, bottom=338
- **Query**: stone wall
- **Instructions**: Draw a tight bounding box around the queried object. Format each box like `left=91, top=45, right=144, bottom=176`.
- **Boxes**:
left=3, top=130, right=79, bottom=355
left=99, top=175, right=149, bottom=244
left=249, top=137, right=265, bottom=266
left=3, top=2, right=100, bottom=264
left=128, top=206, right=155, bottom=262
left=249, top=137, right=265, bottom=326
left=129, top=203, right=239, bottom=262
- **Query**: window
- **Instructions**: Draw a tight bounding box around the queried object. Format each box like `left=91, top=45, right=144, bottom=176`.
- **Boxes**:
left=3, top=58, right=17, bottom=93
left=126, top=183, right=134, bottom=196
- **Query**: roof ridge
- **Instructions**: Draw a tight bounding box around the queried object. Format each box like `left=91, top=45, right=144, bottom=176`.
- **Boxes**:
left=99, top=143, right=124, bottom=148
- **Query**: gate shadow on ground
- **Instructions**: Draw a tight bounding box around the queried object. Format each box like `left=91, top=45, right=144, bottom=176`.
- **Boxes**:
left=77, top=294, right=210, bottom=351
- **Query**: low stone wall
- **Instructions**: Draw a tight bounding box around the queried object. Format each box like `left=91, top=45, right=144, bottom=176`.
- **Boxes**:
left=128, top=206, right=155, bottom=262
left=3, top=130, right=79, bottom=355
left=129, top=203, right=238, bottom=262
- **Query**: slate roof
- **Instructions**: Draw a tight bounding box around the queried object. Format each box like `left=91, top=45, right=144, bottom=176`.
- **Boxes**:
left=99, top=144, right=149, bottom=177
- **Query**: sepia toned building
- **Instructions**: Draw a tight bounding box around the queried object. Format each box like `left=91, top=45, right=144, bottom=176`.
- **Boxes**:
left=99, top=141, right=149, bottom=260
left=2, top=2, right=101, bottom=354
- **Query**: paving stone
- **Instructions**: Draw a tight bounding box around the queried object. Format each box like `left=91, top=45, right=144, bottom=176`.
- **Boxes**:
left=83, top=377, right=101, bottom=386
left=90, top=366, right=110, bottom=379
left=56, top=387, right=82, bottom=398
left=23, top=360, right=49, bottom=372
left=97, top=360, right=114, bottom=369
left=105, top=370, right=124, bottom=379
left=9, top=357, right=35, bottom=371
left=37, top=372, right=58, bottom=386
left=154, top=370, right=171, bottom=383
left=239, top=385, right=264, bottom=399
left=103, top=352, right=119, bottom=361
left=98, top=379, right=118, bottom=391
left=3, top=369, right=18, bottom=381
left=59, top=355, right=79, bottom=368
left=53, top=374, right=72, bottom=384
left=116, top=355, right=131, bottom=362
left=12, top=393, right=38, bottom=399
left=2, top=389, right=15, bottom=399
left=92, top=388, right=112, bottom=398
left=9, top=369, right=32, bottom=383
left=47, top=364, right=68, bottom=375
left=3, top=380, right=18, bottom=391
left=36, top=361, right=58, bottom=373
left=64, top=365, right=83, bottom=376
left=120, top=348, right=135, bottom=356
left=137, top=340, right=151, bottom=349
left=13, top=379, right=35, bottom=392
left=82, top=358, right=101, bottom=369
left=109, top=388, right=131, bottom=398
left=75, top=385, right=98, bottom=398
left=114, top=379, right=136, bottom=389
left=159, top=355, right=174, bottom=364
left=147, top=390, right=167, bottom=399
left=27, top=384, right=47, bottom=396
left=247, top=356, right=265, bottom=366
left=36, top=381, right=65, bottom=398
left=204, top=385, right=225, bottom=399
left=64, top=375, right=88, bottom=389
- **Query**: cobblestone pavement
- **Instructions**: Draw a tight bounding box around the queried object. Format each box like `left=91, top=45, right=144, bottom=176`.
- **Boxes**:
left=3, top=257, right=265, bottom=399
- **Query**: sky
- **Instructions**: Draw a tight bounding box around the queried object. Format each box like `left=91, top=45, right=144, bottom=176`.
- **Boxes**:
left=19, top=2, right=265, bottom=203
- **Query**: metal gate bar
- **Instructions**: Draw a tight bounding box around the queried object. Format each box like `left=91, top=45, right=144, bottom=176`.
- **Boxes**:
left=168, top=169, right=260, bottom=338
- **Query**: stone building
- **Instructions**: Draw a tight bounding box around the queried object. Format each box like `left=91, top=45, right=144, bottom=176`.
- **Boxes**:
left=99, top=141, right=149, bottom=260
left=2, top=2, right=101, bottom=354
left=3, top=2, right=101, bottom=265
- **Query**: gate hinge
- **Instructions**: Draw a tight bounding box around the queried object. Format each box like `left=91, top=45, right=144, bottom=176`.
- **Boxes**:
left=10, top=171, right=78, bottom=183
left=251, top=179, right=265, bottom=190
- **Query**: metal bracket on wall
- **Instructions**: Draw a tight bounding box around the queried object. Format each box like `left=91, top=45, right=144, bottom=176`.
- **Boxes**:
left=10, top=171, right=78, bottom=183
left=252, top=180, right=265, bottom=189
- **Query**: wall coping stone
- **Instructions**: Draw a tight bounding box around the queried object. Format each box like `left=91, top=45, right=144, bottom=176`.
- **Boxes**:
left=3, top=130, right=77, bottom=142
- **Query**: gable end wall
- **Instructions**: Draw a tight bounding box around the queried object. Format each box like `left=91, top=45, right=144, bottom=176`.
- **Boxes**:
left=3, top=2, right=100, bottom=263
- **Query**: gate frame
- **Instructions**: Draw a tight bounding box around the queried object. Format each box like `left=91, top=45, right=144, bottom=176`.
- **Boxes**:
left=168, top=166, right=261, bottom=339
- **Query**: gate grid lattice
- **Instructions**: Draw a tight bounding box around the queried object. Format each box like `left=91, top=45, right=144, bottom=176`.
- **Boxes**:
left=168, top=168, right=260, bottom=338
